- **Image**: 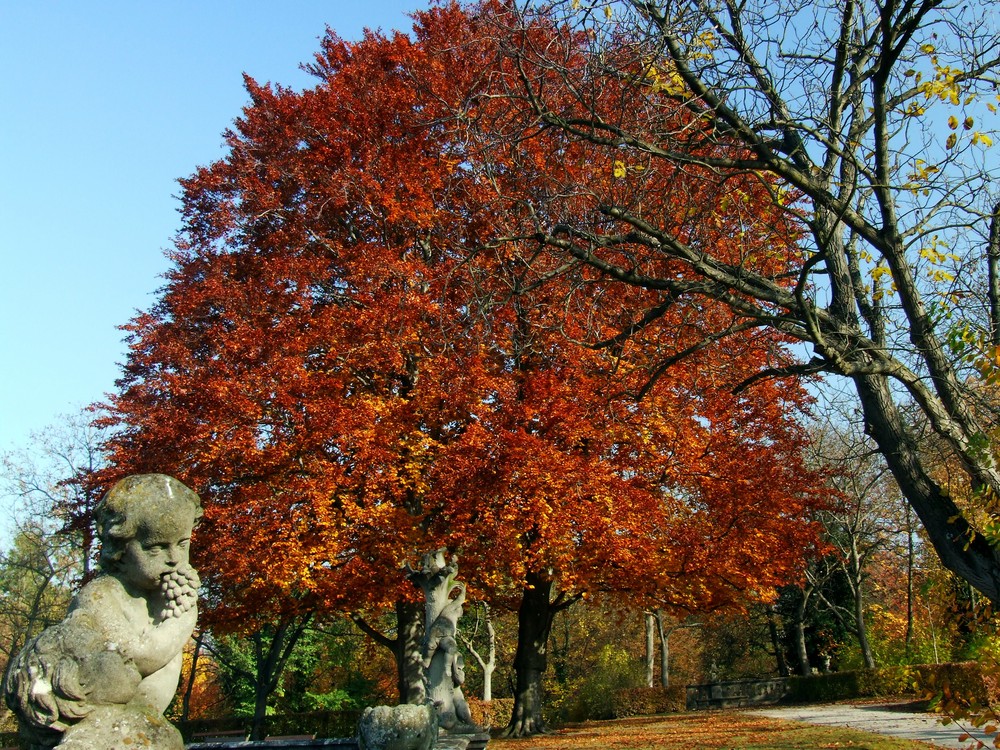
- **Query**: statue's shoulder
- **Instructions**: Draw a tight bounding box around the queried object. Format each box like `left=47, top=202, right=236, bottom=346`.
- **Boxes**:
left=69, top=574, right=128, bottom=612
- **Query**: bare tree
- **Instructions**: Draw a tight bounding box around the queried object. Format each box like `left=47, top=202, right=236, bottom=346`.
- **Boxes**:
left=460, top=600, right=498, bottom=701
left=645, top=610, right=700, bottom=688
left=0, top=411, right=107, bottom=680
left=809, top=410, right=908, bottom=668
left=473, top=0, right=1000, bottom=603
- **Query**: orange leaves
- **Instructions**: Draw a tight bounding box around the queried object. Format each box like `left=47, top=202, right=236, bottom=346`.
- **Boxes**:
left=100, top=2, right=828, bottom=631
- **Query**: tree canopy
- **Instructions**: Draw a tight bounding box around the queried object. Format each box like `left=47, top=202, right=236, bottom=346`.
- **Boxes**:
left=96, top=2, right=830, bottom=733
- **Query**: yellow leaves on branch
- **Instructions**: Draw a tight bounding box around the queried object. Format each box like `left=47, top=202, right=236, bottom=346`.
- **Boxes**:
left=903, top=45, right=997, bottom=150
left=870, top=266, right=892, bottom=283
left=972, top=131, right=994, bottom=147
left=612, top=159, right=645, bottom=180
left=903, top=158, right=939, bottom=194
left=644, top=34, right=715, bottom=98
left=568, top=0, right=613, bottom=20
left=870, top=264, right=895, bottom=302
left=646, top=63, right=689, bottom=98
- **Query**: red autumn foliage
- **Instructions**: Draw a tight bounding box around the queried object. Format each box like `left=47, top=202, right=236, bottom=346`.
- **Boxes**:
left=95, top=1, right=825, bottom=666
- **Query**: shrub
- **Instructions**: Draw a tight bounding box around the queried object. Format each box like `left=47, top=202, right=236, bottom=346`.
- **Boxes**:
left=466, top=698, right=514, bottom=730
left=785, top=666, right=914, bottom=703
left=784, top=662, right=994, bottom=706
left=612, top=686, right=687, bottom=717
left=555, top=644, right=645, bottom=722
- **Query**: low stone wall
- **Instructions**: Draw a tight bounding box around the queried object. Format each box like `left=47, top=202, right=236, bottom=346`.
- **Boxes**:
left=686, top=678, right=789, bottom=710
left=187, top=740, right=356, bottom=750
left=186, top=732, right=488, bottom=750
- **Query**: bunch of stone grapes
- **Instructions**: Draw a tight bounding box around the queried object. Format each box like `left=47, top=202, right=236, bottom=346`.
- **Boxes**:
left=160, top=565, right=200, bottom=619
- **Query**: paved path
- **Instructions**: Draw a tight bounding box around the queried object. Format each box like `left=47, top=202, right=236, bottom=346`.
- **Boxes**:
left=750, top=702, right=990, bottom=749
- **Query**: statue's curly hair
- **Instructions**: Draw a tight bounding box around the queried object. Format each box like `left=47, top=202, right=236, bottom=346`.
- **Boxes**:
left=94, top=474, right=202, bottom=572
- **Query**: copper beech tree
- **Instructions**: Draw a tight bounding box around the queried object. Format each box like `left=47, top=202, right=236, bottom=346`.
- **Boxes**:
left=97, top=4, right=827, bottom=735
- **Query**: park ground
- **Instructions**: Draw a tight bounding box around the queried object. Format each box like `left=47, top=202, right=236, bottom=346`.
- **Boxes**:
left=487, top=704, right=986, bottom=750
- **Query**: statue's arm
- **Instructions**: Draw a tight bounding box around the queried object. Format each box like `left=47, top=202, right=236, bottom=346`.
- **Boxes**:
left=70, top=578, right=197, bottom=676
left=135, top=650, right=185, bottom=713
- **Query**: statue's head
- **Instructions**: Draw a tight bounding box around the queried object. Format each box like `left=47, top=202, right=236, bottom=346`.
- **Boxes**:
left=95, top=474, right=203, bottom=577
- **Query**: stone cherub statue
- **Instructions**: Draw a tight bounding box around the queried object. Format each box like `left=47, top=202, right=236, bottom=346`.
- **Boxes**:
left=3, top=474, right=202, bottom=749
left=409, top=550, right=474, bottom=732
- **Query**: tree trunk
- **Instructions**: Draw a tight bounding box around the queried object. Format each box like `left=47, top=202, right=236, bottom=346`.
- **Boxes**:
left=396, top=599, right=424, bottom=704
left=765, top=605, right=790, bottom=677
left=248, top=619, right=310, bottom=741
left=988, top=201, right=1000, bottom=346
left=181, top=630, right=205, bottom=722
left=658, top=615, right=671, bottom=689
left=854, top=583, right=876, bottom=669
left=794, top=595, right=811, bottom=677
left=251, top=672, right=269, bottom=742
left=645, top=612, right=656, bottom=688
left=351, top=600, right=424, bottom=704
left=505, top=573, right=557, bottom=737
left=847, top=539, right=876, bottom=669
left=855, top=374, right=1000, bottom=605
left=905, top=504, right=915, bottom=655
left=461, top=601, right=496, bottom=702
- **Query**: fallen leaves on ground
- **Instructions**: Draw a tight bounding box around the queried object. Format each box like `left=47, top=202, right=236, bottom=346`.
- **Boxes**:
left=487, top=713, right=942, bottom=750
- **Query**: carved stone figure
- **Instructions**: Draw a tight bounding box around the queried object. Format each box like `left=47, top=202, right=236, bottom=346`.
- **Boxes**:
left=408, top=550, right=474, bottom=732
left=3, top=474, right=202, bottom=750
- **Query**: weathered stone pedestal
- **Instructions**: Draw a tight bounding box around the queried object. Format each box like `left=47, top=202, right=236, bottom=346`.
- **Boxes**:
left=434, top=729, right=490, bottom=750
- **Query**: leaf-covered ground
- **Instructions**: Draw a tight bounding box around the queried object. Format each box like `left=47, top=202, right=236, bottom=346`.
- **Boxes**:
left=487, top=713, right=944, bottom=749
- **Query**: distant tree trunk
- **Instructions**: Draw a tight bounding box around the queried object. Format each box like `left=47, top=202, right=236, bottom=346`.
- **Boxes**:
left=905, top=505, right=915, bottom=655
left=854, top=586, right=876, bottom=669
left=794, top=594, right=812, bottom=677
left=352, top=600, right=424, bottom=704
left=461, top=601, right=497, bottom=702
left=181, top=630, right=206, bottom=722
left=658, top=615, right=671, bottom=689
left=645, top=612, right=656, bottom=688
left=989, top=201, right=1000, bottom=347
left=765, top=605, right=789, bottom=677
left=846, top=540, right=876, bottom=669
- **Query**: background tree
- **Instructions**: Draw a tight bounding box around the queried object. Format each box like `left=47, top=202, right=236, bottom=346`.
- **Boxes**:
left=644, top=611, right=701, bottom=689
left=809, top=409, right=909, bottom=668
left=0, top=412, right=106, bottom=682
left=203, top=615, right=373, bottom=739
left=205, top=615, right=315, bottom=741
left=472, top=0, right=1000, bottom=605
left=460, top=601, right=498, bottom=702
left=0, top=526, right=75, bottom=685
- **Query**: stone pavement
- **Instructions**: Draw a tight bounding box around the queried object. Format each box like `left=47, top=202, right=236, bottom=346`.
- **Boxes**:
left=750, top=701, right=991, bottom=749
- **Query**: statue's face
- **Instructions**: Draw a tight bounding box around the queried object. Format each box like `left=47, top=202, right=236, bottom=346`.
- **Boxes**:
left=120, top=504, right=197, bottom=592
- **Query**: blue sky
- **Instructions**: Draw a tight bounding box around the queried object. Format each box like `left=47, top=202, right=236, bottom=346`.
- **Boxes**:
left=0, top=1, right=421, bottom=452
